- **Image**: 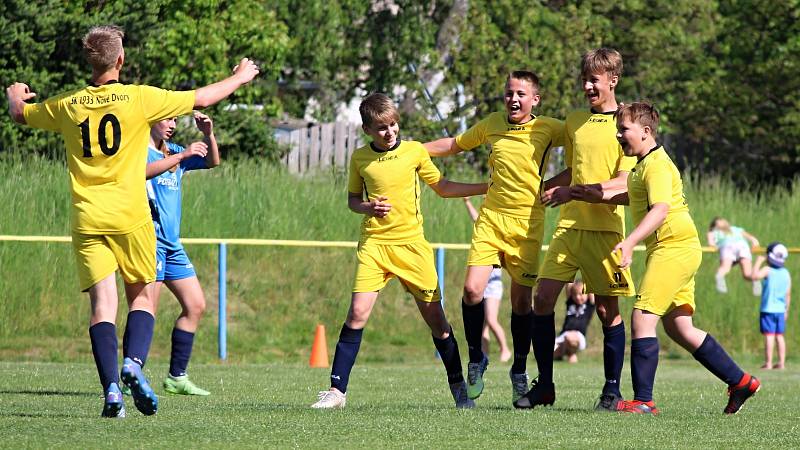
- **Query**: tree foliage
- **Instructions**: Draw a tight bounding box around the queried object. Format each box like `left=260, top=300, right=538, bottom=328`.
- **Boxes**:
left=2, top=1, right=799, bottom=184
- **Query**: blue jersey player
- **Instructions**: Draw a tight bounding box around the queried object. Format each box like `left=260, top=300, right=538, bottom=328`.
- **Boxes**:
left=144, top=112, right=219, bottom=395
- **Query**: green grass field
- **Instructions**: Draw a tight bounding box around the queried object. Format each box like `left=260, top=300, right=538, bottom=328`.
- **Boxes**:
left=1, top=359, right=797, bottom=448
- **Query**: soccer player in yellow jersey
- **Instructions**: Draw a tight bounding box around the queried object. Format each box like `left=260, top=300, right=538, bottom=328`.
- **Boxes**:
left=311, top=93, right=487, bottom=410
left=579, top=102, right=759, bottom=415
left=6, top=25, right=259, bottom=418
left=424, top=71, right=564, bottom=405
left=515, top=49, right=635, bottom=411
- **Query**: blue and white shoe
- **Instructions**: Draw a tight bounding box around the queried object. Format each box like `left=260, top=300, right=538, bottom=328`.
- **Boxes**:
left=101, top=382, right=126, bottom=418
left=120, top=357, right=158, bottom=416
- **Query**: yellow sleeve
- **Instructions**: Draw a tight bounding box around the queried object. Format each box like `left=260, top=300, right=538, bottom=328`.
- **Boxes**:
left=617, top=150, right=637, bottom=172
left=550, top=119, right=566, bottom=148
left=138, top=86, right=196, bottom=125
left=347, top=154, right=363, bottom=194
left=644, top=160, right=672, bottom=206
left=417, top=146, right=442, bottom=185
left=563, top=121, right=573, bottom=169
left=23, top=101, right=60, bottom=132
left=454, top=118, right=487, bottom=151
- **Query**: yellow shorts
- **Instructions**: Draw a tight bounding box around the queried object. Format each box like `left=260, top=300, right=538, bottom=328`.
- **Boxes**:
left=72, top=221, right=156, bottom=291
left=634, top=246, right=702, bottom=316
left=539, top=227, right=635, bottom=296
left=353, top=239, right=441, bottom=302
left=467, top=208, right=544, bottom=287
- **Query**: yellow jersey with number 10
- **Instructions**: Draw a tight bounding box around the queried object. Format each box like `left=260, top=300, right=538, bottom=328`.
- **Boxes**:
left=627, top=146, right=700, bottom=253
left=24, top=82, right=195, bottom=235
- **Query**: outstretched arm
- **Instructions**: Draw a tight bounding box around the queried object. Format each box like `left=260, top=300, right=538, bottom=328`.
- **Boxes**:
left=194, top=112, right=220, bottom=168
left=6, top=83, right=37, bottom=124
left=706, top=231, right=718, bottom=249
left=742, top=230, right=760, bottom=251
left=751, top=255, right=770, bottom=281
left=570, top=184, right=629, bottom=205
left=194, top=58, right=260, bottom=109
left=541, top=168, right=573, bottom=207
left=614, top=202, right=668, bottom=269
left=146, top=142, right=209, bottom=179
left=429, top=178, right=488, bottom=198
left=424, top=137, right=463, bottom=157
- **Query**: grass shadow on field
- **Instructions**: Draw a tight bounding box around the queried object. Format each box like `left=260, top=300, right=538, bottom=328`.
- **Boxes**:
left=0, top=411, right=85, bottom=419
left=0, top=389, right=96, bottom=397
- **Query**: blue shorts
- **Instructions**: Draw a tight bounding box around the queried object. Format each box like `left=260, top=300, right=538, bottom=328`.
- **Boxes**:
left=156, top=245, right=196, bottom=281
left=760, top=312, right=786, bottom=335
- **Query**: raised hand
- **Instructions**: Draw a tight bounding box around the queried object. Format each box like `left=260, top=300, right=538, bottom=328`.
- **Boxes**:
left=184, top=141, right=209, bottom=159
left=232, top=58, right=260, bottom=84
left=6, top=83, right=36, bottom=102
left=194, top=111, right=213, bottom=136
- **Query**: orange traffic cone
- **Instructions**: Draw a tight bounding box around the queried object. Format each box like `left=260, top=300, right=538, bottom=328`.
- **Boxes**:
left=309, top=324, right=329, bottom=368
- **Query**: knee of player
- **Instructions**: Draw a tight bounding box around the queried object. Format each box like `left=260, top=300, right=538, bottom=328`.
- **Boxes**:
left=532, top=291, right=556, bottom=311
left=462, top=284, right=484, bottom=303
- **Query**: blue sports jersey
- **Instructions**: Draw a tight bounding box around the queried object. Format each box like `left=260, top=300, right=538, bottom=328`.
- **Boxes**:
left=147, top=142, right=208, bottom=250
left=760, top=267, right=791, bottom=313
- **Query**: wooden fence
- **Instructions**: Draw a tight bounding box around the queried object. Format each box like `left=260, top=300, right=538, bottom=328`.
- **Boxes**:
left=277, top=122, right=364, bottom=174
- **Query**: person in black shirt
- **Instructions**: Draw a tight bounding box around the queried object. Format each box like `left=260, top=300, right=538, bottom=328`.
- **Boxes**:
left=554, top=281, right=595, bottom=363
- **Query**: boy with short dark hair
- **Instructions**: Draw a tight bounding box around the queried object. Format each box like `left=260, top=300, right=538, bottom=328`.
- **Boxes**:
left=311, top=93, right=487, bottom=409
left=516, top=48, right=636, bottom=411
left=424, top=71, right=564, bottom=405
left=6, top=25, right=259, bottom=418
left=578, top=101, right=759, bottom=415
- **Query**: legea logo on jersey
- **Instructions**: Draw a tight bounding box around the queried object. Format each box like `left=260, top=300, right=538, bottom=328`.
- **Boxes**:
left=507, top=126, right=526, bottom=131
left=588, top=117, right=608, bottom=123
left=376, top=154, right=398, bottom=162
left=522, top=273, right=538, bottom=279
left=420, top=288, right=438, bottom=295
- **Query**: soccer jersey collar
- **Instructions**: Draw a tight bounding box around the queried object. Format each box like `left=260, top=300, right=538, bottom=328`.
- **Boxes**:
left=506, top=114, right=536, bottom=126
left=370, top=139, right=401, bottom=153
left=589, top=108, right=616, bottom=115
left=637, top=144, right=662, bottom=163
left=89, top=79, right=119, bottom=87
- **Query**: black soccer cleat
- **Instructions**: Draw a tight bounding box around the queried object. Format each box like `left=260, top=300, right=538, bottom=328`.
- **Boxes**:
left=595, top=392, right=624, bottom=412
left=513, top=378, right=555, bottom=409
left=724, top=373, right=760, bottom=414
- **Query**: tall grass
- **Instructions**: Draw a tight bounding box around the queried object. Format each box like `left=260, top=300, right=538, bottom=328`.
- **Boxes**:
left=0, top=157, right=797, bottom=363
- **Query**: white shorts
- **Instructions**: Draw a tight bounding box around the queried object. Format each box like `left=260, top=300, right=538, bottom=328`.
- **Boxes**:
left=483, top=267, right=503, bottom=299
left=555, top=330, right=587, bottom=351
left=720, top=241, right=752, bottom=262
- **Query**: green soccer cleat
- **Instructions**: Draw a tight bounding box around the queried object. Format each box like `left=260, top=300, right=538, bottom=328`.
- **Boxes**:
left=466, top=354, right=489, bottom=400
left=163, top=375, right=211, bottom=396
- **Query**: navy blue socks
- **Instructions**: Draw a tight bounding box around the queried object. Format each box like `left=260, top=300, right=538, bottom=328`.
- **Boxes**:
left=693, top=334, right=745, bottom=386
left=89, top=322, right=119, bottom=391
left=602, top=322, right=626, bottom=396
left=122, top=310, right=155, bottom=367
left=330, top=324, right=363, bottom=393
left=510, top=312, right=533, bottom=374
left=531, top=312, right=555, bottom=385
left=432, top=329, right=464, bottom=384
left=631, top=337, right=659, bottom=402
left=462, top=299, right=486, bottom=363
left=169, top=328, right=195, bottom=377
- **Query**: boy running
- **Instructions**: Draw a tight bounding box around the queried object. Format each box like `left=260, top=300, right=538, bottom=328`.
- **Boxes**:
left=6, top=25, right=259, bottom=417
left=516, top=49, right=635, bottom=410
left=579, top=101, right=760, bottom=415
left=145, top=112, right=220, bottom=396
left=425, top=71, right=564, bottom=404
left=311, top=93, right=487, bottom=410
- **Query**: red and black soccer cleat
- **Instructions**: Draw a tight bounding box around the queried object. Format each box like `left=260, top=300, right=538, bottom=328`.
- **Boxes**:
left=724, top=373, right=761, bottom=414
left=616, top=399, right=659, bottom=415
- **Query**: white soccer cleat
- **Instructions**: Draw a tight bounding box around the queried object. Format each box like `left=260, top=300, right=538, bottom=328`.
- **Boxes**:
left=509, top=370, right=529, bottom=403
left=311, top=389, right=346, bottom=409
left=449, top=381, right=475, bottom=409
